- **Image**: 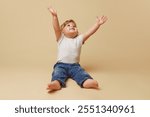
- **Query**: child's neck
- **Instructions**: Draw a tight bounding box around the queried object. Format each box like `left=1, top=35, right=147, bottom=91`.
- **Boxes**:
left=64, top=33, right=78, bottom=38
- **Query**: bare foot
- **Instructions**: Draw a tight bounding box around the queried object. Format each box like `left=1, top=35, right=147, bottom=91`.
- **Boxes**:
left=47, top=80, right=61, bottom=92
left=83, top=79, right=99, bottom=89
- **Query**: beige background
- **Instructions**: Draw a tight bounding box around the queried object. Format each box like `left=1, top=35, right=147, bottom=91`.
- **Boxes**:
left=0, top=0, right=150, bottom=99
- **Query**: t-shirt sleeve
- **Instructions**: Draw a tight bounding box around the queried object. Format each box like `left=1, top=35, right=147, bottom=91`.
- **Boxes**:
left=77, top=34, right=84, bottom=46
left=57, top=33, right=64, bottom=45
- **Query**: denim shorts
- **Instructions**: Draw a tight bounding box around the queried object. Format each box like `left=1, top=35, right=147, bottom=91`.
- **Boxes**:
left=51, top=62, right=93, bottom=87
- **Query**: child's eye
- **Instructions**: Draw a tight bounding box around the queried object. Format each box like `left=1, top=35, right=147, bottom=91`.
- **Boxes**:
left=67, top=24, right=70, bottom=26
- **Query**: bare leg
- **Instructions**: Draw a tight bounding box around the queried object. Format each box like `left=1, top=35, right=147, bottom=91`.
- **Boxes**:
left=47, top=80, right=61, bottom=92
left=83, top=79, right=99, bottom=89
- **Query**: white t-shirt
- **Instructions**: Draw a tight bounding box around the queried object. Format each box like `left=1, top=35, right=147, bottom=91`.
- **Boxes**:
left=57, top=34, right=84, bottom=63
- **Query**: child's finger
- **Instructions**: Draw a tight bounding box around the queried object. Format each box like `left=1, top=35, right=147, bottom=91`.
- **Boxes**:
left=48, top=6, right=54, bottom=13
left=103, top=16, right=108, bottom=22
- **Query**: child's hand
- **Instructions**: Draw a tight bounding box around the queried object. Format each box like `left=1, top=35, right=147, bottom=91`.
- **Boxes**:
left=96, top=16, right=108, bottom=25
left=48, top=6, right=57, bottom=16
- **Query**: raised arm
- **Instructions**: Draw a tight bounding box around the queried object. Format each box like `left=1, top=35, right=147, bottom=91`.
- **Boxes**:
left=48, top=6, right=61, bottom=41
left=83, top=16, right=107, bottom=43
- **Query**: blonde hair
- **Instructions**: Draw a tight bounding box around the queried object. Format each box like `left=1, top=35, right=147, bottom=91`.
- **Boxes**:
left=60, top=19, right=77, bottom=31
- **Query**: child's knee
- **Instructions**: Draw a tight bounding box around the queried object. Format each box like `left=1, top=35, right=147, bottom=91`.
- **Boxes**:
left=82, top=79, right=99, bottom=88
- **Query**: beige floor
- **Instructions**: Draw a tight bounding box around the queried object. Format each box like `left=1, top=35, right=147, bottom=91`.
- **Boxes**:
left=0, top=0, right=150, bottom=99
left=0, top=59, right=150, bottom=100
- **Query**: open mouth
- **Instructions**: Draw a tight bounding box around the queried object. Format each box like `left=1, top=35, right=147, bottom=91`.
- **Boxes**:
left=69, top=28, right=75, bottom=31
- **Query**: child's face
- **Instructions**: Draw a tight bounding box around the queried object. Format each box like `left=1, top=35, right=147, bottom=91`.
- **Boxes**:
left=62, top=22, right=78, bottom=38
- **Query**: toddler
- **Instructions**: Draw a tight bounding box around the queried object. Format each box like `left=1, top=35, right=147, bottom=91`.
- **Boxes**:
left=47, top=6, right=107, bottom=92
